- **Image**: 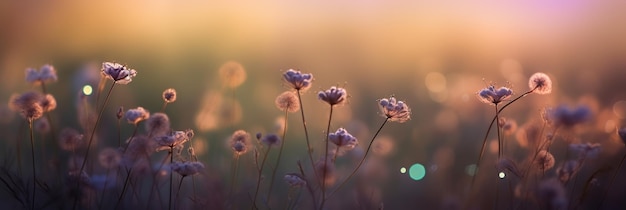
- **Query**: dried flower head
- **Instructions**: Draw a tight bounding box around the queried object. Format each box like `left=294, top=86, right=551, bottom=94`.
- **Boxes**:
left=162, top=88, right=177, bottom=103
left=155, top=130, right=189, bottom=151
left=275, top=91, right=300, bottom=113
left=284, top=173, right=307, bottom=188
left=40, top=94, right=57, bottom=112
left=219, top=61, right=247, bottom=88
left=101, top=62, right=137, bottom=85
left=125, top=107, right=150, bottom=124
left=171, top=161, right=205, bottom=176
left=59, top=128, right=84, bottom=151
left=556, top=160, right=580, bottom=183
left=477, top=85, right=513, bottom=105
left=378, top=96, right=411, bottom=123
left=26, top=64, right=58, bottom=84
left=229, top=130, right=251, bottom=155
left=545, top=105, right=592, bottom=128
left=283, top=69, right=313, bottom=91
left=145, top=113, right=171, bottom=136
left=10, top=91, right=45, bottom=120
left=318, top=86, right=347, bottom=106
left=98, top=147, right=122, bottom=169
left=528, top=72, right=552, bottom=95
left=328, top=128, right=358, bottom=151
left=260, top=133, right=281, bottom=147
left=534, top=150, right=555, bottom=171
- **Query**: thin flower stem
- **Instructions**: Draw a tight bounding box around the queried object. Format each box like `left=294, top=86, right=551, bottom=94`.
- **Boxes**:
left=599, top=150, right=626, bottom=209
left=297, top=161, right=318, bottom=209
left=252, top=147, right=271, bottom=209
left=228, top=154, right=240, bottom=198
left=323, top=117, right=389, bottom=206
left=161, top=102, right=168, bottom=113
left=78, top=82, right=116, bottom=177
left=296, top=90, right=320, bottom=184
left=495, top=104, right=501, bottom=158
left=267, top=109, right=289, bottom=203
left=29, top=119, right=36, bottom=210
left=321, top=105, right=334, bottom=208
left=169, top=147, right=174, bottom=210
left=175, top=176, right=185, bottom=209
left=114, top=167, right=133, bottom=209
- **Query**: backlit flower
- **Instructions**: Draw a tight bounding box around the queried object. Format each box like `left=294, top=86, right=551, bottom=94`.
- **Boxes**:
left=125, top=107, right=150, bottom=124
left=528, top=72, right=552, bottom=95
left=378, top=96, right=411, bottom=123
left=26, top=64, right=58, bottom=84
left=101, top=62, right=137, bottom=85
left=477, top=85, right=513, bottom=105
left=328, top=128, right=358, bottom=151
left=318, top=86, right=347, bottom=106
left=162, top=88, right=177, bottom=103
left=171, top=161, right=205, bottom=176
left=283, top=69, right=313, bottom=91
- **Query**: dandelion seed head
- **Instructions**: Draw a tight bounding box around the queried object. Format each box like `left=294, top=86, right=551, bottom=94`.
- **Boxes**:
left=125, top=107, right=150, bottom=124
left=328, top=128, right=358, bottom=151
left=40, top=94, right=57, bottom=112
left=10, top=91, right=45, bottom=120
left=284, top=173, right=307, bottom=188
left=162, top=88, right=177, bottom=103
left=283, top=69, right=313, bottom=91
left=145, top=113, right=171, bottom=136
left=275, top=91, right=300, bottom=113
left=98, top=147, right=122, bottom=169
left=59, top=128, right=84, bottom=151
left=534, top=150, right=555, bottom=171
left=101, top=62, right=137, bottom=85
left=529, top=72, right=552, bottom=94
left=219, top=61, right=246, bottom=88
left=318, top=86, right=347, bottom=106
left=378, top=96, right=411, bottom=123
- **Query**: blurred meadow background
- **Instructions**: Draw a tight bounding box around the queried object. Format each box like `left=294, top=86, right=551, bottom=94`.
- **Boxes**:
left=1, top=1, right=626, bottom=209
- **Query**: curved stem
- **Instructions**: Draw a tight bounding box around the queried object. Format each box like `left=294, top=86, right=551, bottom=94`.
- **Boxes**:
left=495, top=104, right=501, bottom=159
left=267, top=109, right=289, bottom=203
left=228, top=154, right=240, bottom=199
left=252, top=147, right=271, bottom=209
left=78, top=82, right=116, bottom=176
left=175, top=176, right=185, bottom=209
left=29, top=119, right=36, bottom=210
left=323, top=118, right=388, bottom=205
left=296, top=90, right=320, bottom=184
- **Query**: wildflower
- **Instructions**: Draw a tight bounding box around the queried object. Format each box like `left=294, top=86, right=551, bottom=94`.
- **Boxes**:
left=171, top=161, right=205, bottom=176
left=617, top=127, right=626, bottom=144
left=534, top=150, right=555, bottom=171
left=26, top=64, right=58, bottom=84
left=556, top=160, right=580, bottom=183
left=162, top=88, right=177, bottom=103
left=275, top=91, right=300, bottom=113
left=328, top=128, right=358, bottom=151
left=536, top=178, right=567, bottom=210
left=101, top=62, right=137, bottom=85
left=260, top=133, right=281, bottom=147
left=283, top=69, right=313, bottom=91
left=98, top=147, right=122, bottom=169
left=9, top=91, right=45, bottom=120
left=378, top=96, right=411, bottom=123
left=155, top=130, right=189, bottom=151
left=284, top=173, right=306, bottom=187
left=219, top=61, right=247, bottom=88
left=125, top=107, right=150, bottom=124
left=318, top=86, right=347, bottom=106
left=545, top=105, right=592, bottom=128
left=569, top=142, right=601, bottom=159
left=145, top=113, right=171, bottom=136
left=59, top=128, right=84, bottom=151
left=528, top=72, right=552, bottom=95
left=40, top=94, right=57, bottom=112
left=477, top=85, right=513, bottom=105
left=229, top=130, right=251, bottom=155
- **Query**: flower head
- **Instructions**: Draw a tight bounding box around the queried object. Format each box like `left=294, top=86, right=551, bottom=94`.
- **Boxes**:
left=378, top=96, right=411, bottom=123
left=260, top=133, right=281, bottom=147
left=10, top=91, right=45, bottom=120
left=125, top=107, right=150, bottom=124
left=171, top=161, right=205, bottom=176
left=534, top=150, right=555, bottom=171
left=528, top=72, right=552, bottom=95
left=59, top=128, right=84, bottom=151
left=284, top=173, right=307, bottom=188
left=477, top=85, right=513, bottom=105
left=275, top=91, right=300, bottom=113
left=569, top=142, right=601, bottom=159
left=162, top=88, right=177, bottom=103
left=219, top=61, right=247, bottom=88
left=26, top=64, right=58, bottom=84
left=101, top=62, right=137, bottom=84
left=283, top=69, right=313, bottom=91
left=155, top=130, right=189, bottom=151
left=318, top=86, right=347, bottom=106
left=328, top=128, right=358, bottom=151
left=544, top=105, right=592, bottom=128
left=229, top=130, right=251, bottom=155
